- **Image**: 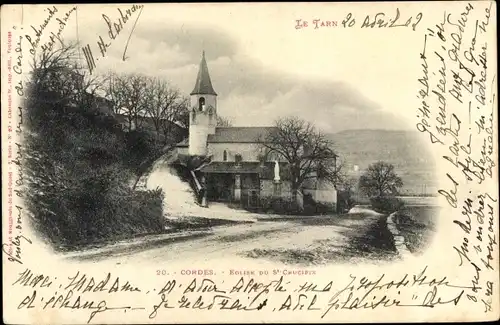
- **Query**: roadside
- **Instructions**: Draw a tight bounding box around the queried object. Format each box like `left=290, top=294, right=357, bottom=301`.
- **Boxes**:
left=246, top=211, right=398, bottom=265
left=60, top=215, right=250, bottom=258
left=63, top=209, right=399, bottom=266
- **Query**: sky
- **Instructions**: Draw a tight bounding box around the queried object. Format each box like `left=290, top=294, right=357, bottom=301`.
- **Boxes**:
left=16, top=3, right=434, bottom=133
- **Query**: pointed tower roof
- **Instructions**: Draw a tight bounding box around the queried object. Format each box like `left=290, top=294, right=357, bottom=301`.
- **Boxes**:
left=190, top=51, right=217, bottom=96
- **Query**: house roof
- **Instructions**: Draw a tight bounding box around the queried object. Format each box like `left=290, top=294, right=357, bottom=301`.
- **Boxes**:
left=191, top=51, right=217, bottom=96
left=207, top=127, right=277, bottom=143
left=199, top=161, right=290, bottom=180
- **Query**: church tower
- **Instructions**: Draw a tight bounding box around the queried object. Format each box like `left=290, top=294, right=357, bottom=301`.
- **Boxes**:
left=189, top=51, right=218, bottom=156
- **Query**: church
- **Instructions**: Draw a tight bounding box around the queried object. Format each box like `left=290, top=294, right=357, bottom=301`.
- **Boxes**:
left=176, top=52, right=337, bottom=210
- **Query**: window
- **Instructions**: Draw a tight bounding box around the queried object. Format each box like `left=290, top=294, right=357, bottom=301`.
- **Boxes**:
left=235, top=154, right=242, bottom=164
left=198, top=97, right=205, bottom=111
left=223, top=150, right=227, bottom=161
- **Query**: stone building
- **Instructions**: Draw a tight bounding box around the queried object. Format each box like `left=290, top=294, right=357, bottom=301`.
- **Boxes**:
left=176, top=52, right=337, bottom=210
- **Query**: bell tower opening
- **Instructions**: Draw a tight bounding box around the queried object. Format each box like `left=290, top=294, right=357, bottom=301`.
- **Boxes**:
left=199, top=97, right=205, bottom=111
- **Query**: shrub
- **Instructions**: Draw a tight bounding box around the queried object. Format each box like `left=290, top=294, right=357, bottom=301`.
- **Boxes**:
left=115, top=188, right=165, bottom=235
left=26, top=157, right=166, bottom=249
left=313, top=201, right=337, bottom=215
left=25, top=92, right=166, bottom=248
left=370, top=196, right=405, bottom=213
left=395, top=211, right=416, bottom=224
left=337, top=190, right=355, bottom=213
left=124, top=130, right=164, bottom=175
left=302, top=194, right=336, bottom=215
left=260, top=194, right=338, bottom=215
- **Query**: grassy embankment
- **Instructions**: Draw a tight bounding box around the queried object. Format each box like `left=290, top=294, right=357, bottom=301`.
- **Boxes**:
left=24, top=51, right=172, bottom=251
left=394, top=205, right=438, bottom=254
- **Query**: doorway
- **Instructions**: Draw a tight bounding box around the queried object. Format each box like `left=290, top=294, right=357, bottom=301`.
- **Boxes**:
left=206, top=173, right=234, bottom=202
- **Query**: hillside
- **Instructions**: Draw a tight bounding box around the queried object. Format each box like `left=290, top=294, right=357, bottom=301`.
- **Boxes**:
left=328, top=129, right=438, bottom=195
left=23, top=48, right=169, bottom=250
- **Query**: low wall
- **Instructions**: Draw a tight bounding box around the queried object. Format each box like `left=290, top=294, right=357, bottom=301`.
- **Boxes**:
left=260, top=180, right=292, bottom=198
left=386, top=212, right=412, bottom=258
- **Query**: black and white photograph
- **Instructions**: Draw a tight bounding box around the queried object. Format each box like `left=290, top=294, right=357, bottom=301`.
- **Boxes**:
left=2, top=2, right=498, bottom=324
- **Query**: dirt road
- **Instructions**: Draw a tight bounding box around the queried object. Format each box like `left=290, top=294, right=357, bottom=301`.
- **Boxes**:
left=66, top=210, right=399, bottom=267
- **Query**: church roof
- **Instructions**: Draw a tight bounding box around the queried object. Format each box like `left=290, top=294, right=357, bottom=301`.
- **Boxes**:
left=175, top=126, right=276, bottom=147
left=191, top=51, right=217, bottom=96
left=207, top=127, right=277, bottom=143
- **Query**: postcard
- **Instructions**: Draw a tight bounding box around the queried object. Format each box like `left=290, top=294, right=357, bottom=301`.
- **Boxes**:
left=1, top=1, right=498, bottom=323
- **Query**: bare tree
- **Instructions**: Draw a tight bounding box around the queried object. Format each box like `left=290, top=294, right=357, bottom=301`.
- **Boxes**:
left=106, top=74, right=188, bottom=137
left=261, top=116, right=341, bottom=204
left=359, top=161, right=403, bottom=197
left=176, top=108, right=190, bottom=129
left=159, top=96, right=189, bottom=141
left=29, top=41, right=107, bottom=112
left=106, top=72, right=129, bottom=115
left=106, top=73, right=148, bottom=131
left=143, top=77, right=189, bottom=141
left=216, top=116, right=232, bottom=127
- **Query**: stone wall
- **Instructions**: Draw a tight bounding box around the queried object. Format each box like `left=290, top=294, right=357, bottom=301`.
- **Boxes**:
left=260, top=179, right=274, bottom=197
left=177, top=147, right=189, bottom=156
left=260, top=180, right=292, bottom=198
left=386, top=212, right=412, bottom=258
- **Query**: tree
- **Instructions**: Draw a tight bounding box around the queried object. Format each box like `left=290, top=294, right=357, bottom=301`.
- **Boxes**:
left=28, top=41, right=108, bottom=120
left=106, top=74, right=189, bottom=139
left=143, top=77, right=189, bottom=142
left=359, top=161, right=403, bottom=197
left=106, top=73, right=149, bottom=131
left=261, top=116, right=342, bottom=205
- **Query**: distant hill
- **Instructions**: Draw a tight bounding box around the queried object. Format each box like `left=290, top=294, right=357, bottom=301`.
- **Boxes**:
left=328, top=129, right=438, bottom=195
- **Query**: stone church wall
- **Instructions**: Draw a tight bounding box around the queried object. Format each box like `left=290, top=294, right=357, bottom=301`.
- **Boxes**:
left=189, top=124, right=209, bottom=155
left=208, top=143, right=262, bottom=162
left=316, top=179, right=337, bottom=200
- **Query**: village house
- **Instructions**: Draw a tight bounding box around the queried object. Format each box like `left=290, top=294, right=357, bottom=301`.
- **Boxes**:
left=176, top=52, right=337, bottom=210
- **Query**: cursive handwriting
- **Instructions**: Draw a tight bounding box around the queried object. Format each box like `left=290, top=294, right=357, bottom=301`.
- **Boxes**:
left=64, top=271, right=141, bottom=294
left=17, top=289, right=145, bottom=324
left=340, top=9, right=423, bottom=30
left=25, top=6, right=58, bottom=55
left=361, top=8, right=423, bottom=31
left=11, top=267, right=482, bottom=322
left=82, top=4, right=144, bottom=74
left=13, top=35, right=23, bottom=74
left=2, top=234, right=32, bottom=265
left=417, top=1, right=497, bottom=312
